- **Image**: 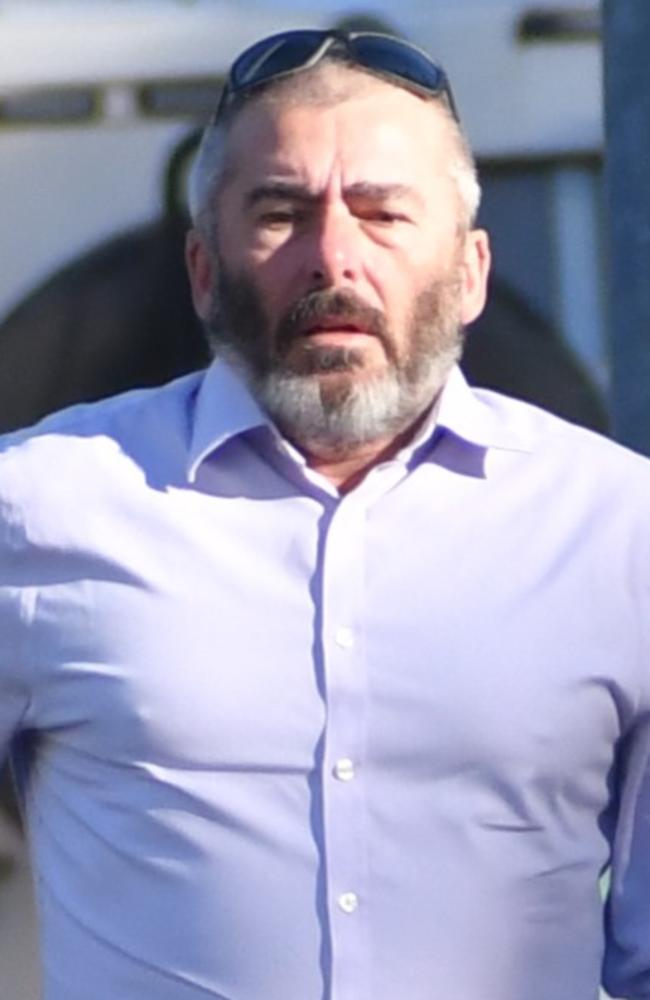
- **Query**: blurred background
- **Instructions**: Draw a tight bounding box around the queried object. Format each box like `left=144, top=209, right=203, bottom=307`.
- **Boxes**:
left=0, top=0, right=613, bottom=435
left=0, top=1, right=641, bottom=996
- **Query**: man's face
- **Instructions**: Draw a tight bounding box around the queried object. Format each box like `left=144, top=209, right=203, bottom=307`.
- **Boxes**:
left=187, top=75, right=490, bottom=447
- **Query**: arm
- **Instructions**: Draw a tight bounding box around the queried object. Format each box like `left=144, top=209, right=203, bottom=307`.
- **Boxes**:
left=603, top=715, right=650, bottom=999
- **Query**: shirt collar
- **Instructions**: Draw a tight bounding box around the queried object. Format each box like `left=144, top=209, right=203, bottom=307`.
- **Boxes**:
left=187, top=361, right=269, bottom=482
left=436, top=366, right=535, bottom=453
left=187, top=360, right=534, bottom=482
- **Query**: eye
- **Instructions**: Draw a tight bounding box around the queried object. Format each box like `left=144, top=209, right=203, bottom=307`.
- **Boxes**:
left=256, top=207, right=304, bottom=229
left=358, top=207, right=409, bottom=225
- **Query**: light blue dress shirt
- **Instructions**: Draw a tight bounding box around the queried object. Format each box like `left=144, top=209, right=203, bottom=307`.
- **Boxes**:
left=0, top=362, right=649, bottom=1000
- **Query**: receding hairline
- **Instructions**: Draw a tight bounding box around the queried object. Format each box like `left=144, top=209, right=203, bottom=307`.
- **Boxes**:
left=223, top=59, right=461, bottom=154
left=228, top=57, right=428, bottom=113
left=223, top=63, right=455, bottom=182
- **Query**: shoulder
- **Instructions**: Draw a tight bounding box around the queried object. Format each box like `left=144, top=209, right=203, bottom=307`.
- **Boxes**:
left=443, top=369, right=650, bottom=488
left=2, top=367, right=202, bottom=442
left=466, top=388, right=650, bottom=555
left=0, top=371, right=205, bottom=515
left=474, top=385, right=650, bottom=477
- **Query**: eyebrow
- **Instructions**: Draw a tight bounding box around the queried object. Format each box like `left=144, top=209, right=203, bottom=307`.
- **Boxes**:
left=246, top=183, right=319, bottom=207
left=245, top=181, right=418, bottom=207
left=345, top=182, right=418, bottom=202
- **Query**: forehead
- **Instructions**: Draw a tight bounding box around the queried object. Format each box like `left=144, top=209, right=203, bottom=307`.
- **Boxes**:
left=221, top=80, right=457, bottom=197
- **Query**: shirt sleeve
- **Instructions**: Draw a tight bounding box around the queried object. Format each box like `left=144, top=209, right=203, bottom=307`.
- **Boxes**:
left=602, top=715, right=650, bottom=999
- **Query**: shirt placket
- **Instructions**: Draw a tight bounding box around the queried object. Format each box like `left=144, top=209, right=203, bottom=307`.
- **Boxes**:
left=319, top=490, right=371, bottom=1000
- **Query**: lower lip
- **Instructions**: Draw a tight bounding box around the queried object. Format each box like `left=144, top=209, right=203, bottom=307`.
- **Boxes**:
left=301, top=329, right=374, bottom=344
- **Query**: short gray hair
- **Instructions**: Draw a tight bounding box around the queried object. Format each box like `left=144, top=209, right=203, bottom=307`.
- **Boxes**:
left=188, top=60, right=481, bottom=235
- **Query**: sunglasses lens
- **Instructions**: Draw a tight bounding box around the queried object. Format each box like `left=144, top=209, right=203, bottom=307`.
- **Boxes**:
left=218, top=30, right=457, bottom=126
left=351, top=36, right=447, bottom=94
left=232, top=30, right=326, bottom=89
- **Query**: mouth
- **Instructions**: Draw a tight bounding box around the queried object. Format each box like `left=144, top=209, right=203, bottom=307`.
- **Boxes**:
left=298, top=318, right=374, bottom=340
left=275, top=291, right=389, bottom=364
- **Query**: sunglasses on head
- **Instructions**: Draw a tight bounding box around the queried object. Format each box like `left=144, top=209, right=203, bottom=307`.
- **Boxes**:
left=214, top=29, right=459, bottom=124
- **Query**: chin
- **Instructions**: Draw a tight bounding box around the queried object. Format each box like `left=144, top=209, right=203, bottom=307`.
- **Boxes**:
left=314, top=365, right=386, bottom=389
left=284, top=341, right=379, bottom=378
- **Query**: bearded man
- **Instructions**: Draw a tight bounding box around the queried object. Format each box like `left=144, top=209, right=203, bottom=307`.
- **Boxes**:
left=0, top=29, right=649, bottom=1000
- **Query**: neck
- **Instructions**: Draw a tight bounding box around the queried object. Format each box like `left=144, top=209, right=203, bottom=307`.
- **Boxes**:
left=289, top=409, right=432, bottom=493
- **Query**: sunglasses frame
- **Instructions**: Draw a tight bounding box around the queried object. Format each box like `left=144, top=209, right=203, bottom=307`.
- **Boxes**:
left=213, top=29, right=459, bottom=125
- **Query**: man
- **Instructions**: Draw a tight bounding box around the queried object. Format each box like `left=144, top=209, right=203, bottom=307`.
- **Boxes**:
left=0, top=28, right=648, bottom=1000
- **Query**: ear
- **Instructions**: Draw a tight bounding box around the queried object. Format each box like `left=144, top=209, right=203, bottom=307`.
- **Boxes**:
left=185, top=228, right=217, bottom=323
left=459, top=228, right=491, bottom=326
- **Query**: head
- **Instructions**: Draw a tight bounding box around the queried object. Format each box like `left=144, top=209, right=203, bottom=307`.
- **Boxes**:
left=186, top=30, right=491, bottom=454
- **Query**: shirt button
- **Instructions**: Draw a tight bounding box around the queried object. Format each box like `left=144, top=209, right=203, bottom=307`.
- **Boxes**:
left=338, top=892, right=359, bottom=914
left=333, top=758, right=355, bottom=782
left=335, top=626, right=355, bottom=649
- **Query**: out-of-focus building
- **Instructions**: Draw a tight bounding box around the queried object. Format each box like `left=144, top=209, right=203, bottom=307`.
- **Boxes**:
left=0, top=0, right=605, bottom=386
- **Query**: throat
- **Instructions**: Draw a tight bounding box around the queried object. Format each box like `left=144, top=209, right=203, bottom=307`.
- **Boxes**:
left=293, top=410, right=433, bottom=493
left=308, top=441, right=396, bottom=493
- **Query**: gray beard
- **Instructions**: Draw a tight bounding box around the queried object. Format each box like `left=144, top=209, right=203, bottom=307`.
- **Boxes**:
left=206, top=264, right=464, bottom=452
left=221, top=339, right=461, bottom=451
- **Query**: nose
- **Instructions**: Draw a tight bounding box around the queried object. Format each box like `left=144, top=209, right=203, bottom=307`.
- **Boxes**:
left=305, top=204, right=361, bottom=289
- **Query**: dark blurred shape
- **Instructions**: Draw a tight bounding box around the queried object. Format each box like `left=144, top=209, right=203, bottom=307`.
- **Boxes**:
left=331, top=13, right=402, bottom=34
left=518, top=7, right=601, bottom=43
left=139, top=78, right=224, bottom=119
left=0, top=216, right=210, bottom=433
left=1, top=86, right=98, bottom=124
left=464, top=279, right=608, bottom=430
left=163, top=128, right=202, bottom=216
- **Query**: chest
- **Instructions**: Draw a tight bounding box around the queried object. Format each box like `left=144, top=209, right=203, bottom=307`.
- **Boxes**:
left=23, top=463, right=641, bottom=802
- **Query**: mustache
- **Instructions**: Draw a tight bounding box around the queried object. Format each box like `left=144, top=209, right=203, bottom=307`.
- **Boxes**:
left=275, top=289, right=390, bottom=352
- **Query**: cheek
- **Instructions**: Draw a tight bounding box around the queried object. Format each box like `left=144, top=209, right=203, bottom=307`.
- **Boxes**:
left=370, top=259, right=420, bottom=326
left=245, top=244, right=306, bottom=311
